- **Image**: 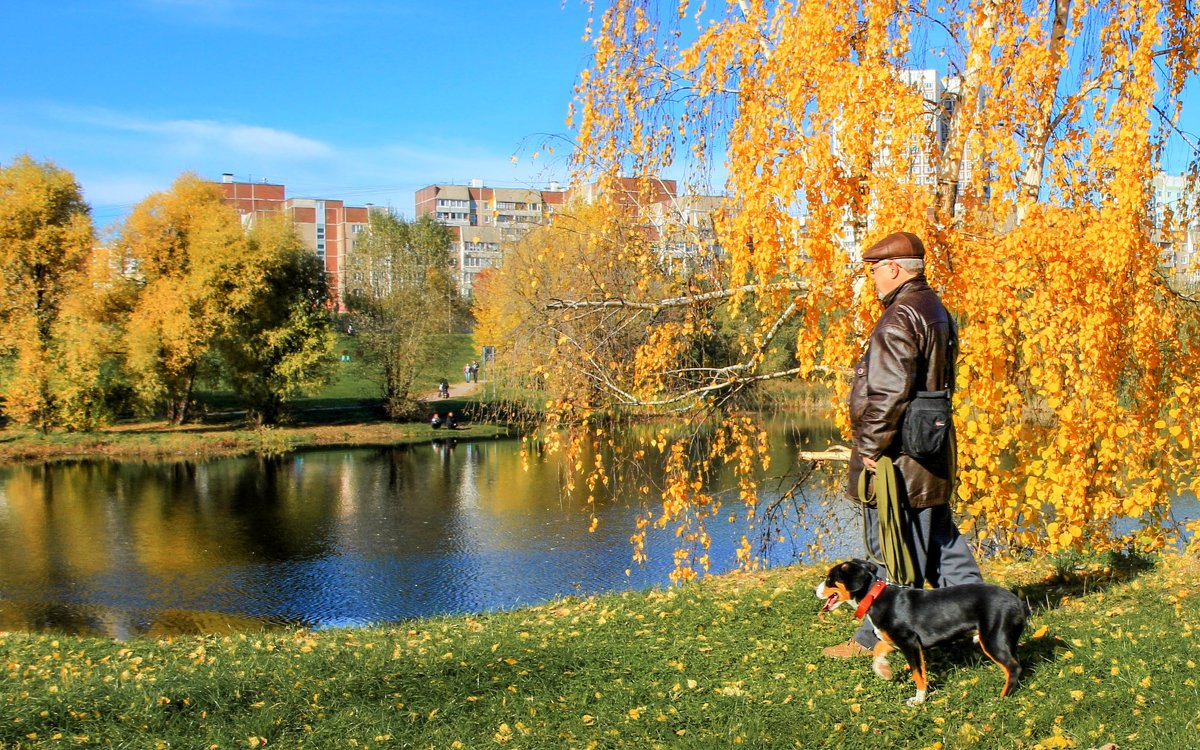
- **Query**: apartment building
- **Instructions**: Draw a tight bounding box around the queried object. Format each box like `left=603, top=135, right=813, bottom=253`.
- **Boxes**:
left=1152, top=172, right=1200, bottom=288
left=898, top=69, right=958, bottom=190
left=417, top=176, right=728, bottom=295
left=415, top=179, right=567, bottom=296
left=214, top=174, right=370, bottom=310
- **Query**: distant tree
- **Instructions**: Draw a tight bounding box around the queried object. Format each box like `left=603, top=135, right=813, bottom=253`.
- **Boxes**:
left=343, top=212, right=455, bottom=418
left=472, top=197, right=731, bottom=403
left=117, top=173, right=260, bottom=424
left=213, top=214, right=337, bottom=425
left=0, top=155, right=94, bottom=430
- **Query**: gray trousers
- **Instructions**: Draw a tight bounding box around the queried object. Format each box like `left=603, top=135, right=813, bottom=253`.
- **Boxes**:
left=853, top=502, right=983, bottom=649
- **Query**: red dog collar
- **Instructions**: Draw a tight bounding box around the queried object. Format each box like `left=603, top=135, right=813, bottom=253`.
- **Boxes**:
left=854, top=580, right=888, bottom=618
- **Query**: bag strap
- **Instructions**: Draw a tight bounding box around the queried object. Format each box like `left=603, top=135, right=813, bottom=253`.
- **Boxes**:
left=857, top=457, right=917, bottom=586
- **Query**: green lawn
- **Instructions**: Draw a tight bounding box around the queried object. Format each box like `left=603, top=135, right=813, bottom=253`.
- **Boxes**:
left=2, top=553, right=1196, bottom=749
left=296, top=333, right=480, bottom=406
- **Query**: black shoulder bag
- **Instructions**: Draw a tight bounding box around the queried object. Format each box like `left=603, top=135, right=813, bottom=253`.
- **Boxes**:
left=901, top=389, right=951, bottom=460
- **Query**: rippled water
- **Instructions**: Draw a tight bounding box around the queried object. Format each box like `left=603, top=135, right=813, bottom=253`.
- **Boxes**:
left=0, top=417, right=848, bottom=636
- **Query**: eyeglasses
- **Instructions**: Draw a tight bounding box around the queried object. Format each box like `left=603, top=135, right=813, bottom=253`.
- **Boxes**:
left=864, top=260, right=896, bottom=274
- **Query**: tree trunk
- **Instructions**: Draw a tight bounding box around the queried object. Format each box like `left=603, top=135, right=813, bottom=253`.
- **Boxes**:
left=1016, top=0, right=1072, bottom=225
left=936, top=0, right=1001, bottom=224
left=167, top=371, right=197, bottom=425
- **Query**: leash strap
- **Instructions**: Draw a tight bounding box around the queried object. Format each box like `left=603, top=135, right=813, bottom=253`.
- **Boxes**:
left=857, top=457, right=917, bottom=586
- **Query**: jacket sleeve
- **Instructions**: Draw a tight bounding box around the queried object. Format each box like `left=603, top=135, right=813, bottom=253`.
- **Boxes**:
left=855, top=316, right=919, bottom=460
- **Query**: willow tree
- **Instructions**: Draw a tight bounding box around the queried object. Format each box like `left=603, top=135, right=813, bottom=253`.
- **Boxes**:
left=213, top=214, right=337, bottom=425
left=542, top=0, right=1200, bottom=575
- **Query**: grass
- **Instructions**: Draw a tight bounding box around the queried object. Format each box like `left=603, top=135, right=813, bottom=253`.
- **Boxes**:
left=2, top=553, right=1197, bottom=749
left=310, top=333, right=482, bottom=404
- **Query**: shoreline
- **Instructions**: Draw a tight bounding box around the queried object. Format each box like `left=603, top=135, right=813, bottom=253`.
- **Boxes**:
left=0, top=419, right=513, bottom=466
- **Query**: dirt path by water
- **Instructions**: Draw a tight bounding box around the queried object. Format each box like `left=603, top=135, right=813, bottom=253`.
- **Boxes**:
left=416, top=381, right=483, bottom=402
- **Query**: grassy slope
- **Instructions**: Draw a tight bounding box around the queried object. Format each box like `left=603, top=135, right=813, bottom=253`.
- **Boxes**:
left=303, top=333, right=481, bottom=406
left=2, top=555, right=1197, bottom=749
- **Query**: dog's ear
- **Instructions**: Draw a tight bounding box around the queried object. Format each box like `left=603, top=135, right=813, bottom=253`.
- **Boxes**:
left=843, top=559, right=878, bottom=593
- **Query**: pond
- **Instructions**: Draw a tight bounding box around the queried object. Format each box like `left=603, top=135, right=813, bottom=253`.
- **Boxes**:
left=0, top=416, right=848, bottom=637
left=1, top=416, right=1194, bottom=637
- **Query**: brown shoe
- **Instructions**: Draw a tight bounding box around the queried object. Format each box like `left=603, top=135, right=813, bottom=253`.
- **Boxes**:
left=821, top=638, right=871, bottom=659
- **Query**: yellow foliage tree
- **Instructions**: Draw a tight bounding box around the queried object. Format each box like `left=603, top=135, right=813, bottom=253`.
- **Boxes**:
left=474, top=198, right=702, bottom=399
left=117, top=174, right=261, bottom=424
left=0, top=155, right=94, bottom=430
left=545, top=0, right=1200, bottom=571
left=49, top=244, right=132, bottom=430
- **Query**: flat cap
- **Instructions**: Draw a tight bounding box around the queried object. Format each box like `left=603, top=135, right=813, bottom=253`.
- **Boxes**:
left=862, top=231, right=925, bottom=262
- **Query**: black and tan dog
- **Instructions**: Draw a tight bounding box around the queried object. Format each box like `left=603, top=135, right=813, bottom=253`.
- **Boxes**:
left=816, top=559, right=1026, bottom=705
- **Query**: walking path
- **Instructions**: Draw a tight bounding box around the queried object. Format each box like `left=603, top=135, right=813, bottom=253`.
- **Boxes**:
left=417, top=381, right=482, bottom=402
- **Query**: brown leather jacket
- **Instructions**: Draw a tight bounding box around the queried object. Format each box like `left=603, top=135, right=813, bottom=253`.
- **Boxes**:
left=847, top=275, right=957, bottom=508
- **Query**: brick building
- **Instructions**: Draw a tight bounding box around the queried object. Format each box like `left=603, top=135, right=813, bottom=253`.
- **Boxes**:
left=214, top=174, right=370, bottom=310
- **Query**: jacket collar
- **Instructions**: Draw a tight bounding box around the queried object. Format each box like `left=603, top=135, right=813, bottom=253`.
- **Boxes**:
left=881, top=274, right=929, bottom=307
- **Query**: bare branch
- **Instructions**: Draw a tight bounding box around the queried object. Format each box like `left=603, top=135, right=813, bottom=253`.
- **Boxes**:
left=547, top=280, right=808, bottom=310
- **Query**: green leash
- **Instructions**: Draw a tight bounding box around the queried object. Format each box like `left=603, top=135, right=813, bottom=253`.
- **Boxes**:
left=857, top=456, right=917, bottom=586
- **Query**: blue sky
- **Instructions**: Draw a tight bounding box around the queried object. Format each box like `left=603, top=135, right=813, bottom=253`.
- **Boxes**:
left=1, top=0, right=595, bottom=229
left=3, top=1, right=1197, bottom=232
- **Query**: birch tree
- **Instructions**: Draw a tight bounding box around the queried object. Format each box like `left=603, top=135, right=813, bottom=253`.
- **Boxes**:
left=544, top=0, right=1200, bottom=574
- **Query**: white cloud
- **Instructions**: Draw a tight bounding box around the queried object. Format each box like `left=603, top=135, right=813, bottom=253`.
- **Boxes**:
left=1, top=101, right=570, bottom=223
left=54, top=107, right=333, bottom=161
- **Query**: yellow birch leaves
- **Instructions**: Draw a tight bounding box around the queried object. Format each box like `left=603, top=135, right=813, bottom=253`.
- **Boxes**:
left=549, top=0, right=1200, bottom=564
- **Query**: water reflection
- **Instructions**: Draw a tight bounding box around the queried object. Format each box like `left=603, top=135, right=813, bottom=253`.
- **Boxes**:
left=7, top=418, right=1189, bottom=638
left=0, top=417, right=847, bottom=636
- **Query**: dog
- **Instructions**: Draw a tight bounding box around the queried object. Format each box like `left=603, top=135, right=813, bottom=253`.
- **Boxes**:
left=816, top=559, right=1026, bottom=705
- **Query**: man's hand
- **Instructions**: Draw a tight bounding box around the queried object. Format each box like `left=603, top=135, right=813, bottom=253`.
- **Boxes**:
left=862, top=456, right=878, bottom=471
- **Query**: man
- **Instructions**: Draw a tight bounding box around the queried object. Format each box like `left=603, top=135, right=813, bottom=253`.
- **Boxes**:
left=822, top=231, right=983, bottom=670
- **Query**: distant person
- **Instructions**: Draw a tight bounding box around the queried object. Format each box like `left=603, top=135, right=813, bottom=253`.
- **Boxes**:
left=464, top=364, right=471, bottom=382
left=470, top=361, right=480, bottom=382
left=439, top=378, right=450, bottom=398
left=430, top=412, right=442, bottom=429
left=445, top=412, right=458, bottom=430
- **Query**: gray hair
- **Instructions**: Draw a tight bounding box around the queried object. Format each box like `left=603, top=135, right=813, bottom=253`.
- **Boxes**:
left=893, top=258, right=925, bottom=274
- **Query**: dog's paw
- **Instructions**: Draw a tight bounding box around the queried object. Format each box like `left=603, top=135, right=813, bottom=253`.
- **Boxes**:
left=872, top=656, right=893, bottom=680
left=906, top=692, right=927, bottom=707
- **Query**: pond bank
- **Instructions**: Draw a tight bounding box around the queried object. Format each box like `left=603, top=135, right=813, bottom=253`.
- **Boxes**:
left=0, top=419, right=511, bottom=465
